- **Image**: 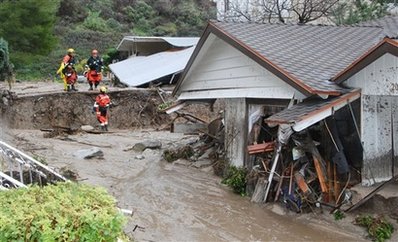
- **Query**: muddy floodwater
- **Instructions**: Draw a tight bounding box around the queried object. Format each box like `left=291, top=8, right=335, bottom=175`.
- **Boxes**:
left=6, top=129, right=365, bottom=242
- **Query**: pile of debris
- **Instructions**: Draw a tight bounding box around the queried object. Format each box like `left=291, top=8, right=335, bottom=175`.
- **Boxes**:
left=246, top=117, right=361, bottom=213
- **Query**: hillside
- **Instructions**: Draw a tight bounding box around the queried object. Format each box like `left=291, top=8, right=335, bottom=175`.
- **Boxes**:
left=2, top=0, right=217, bottom=80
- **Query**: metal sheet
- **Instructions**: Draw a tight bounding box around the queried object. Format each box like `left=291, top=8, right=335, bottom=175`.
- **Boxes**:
left=109, top=47, right=195, bottom=87
left=117, top=36, right=199, bottom=51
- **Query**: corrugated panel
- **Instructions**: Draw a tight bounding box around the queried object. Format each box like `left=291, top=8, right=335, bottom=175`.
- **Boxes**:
left=109, top=47, right=195, bottom=87
left=117, top=36, right=199, bottom=51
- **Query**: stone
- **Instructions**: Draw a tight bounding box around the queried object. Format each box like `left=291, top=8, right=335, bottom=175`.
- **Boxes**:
left=173, top=158, right=191, bottom=166
left=81, top=125, right=95, bottom=132
left=132, top=140, right=162, bottom=152
left=142, top=148, right=159, bottom=157
left=74, top=147, right=104, bottom=159
left=193, top=159, right=213, bottom=168
left=135, top=155, right=145, bottom=160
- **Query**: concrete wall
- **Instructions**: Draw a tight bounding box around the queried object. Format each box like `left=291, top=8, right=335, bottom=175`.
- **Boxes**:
left=224, top=98, right=248, bottom=167
left=347, top=53, right=398, bottom=185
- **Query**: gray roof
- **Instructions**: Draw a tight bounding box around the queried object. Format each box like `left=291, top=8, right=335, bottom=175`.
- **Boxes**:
left=265, top=90, right=360, bottom=128
left=211, top=21, right=384, bottom=94
left=359, top=15, right=398, bottom=38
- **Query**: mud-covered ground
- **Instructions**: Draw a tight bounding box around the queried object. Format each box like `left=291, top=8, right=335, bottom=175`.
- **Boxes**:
left=1, top=128, right=372, bottom=242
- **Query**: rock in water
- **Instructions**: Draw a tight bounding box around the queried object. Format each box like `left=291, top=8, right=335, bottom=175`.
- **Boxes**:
left=74, top=147, right=104, bottom=159
left=132, top=140, right=162, bottom=152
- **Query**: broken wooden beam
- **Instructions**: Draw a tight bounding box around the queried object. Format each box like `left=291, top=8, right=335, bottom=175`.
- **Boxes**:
left=248, top=142, right=275, bottom=155
left=313, top=155, right=328, bottom=193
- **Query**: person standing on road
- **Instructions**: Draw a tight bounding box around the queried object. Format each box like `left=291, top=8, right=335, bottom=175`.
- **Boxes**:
left=57, top=48, right=76, bottom=91
left=93, top=86, right=111, bottom=131
left=86, top=49, right=103, bottom=91
left=62, top=63, right=78, bottom=92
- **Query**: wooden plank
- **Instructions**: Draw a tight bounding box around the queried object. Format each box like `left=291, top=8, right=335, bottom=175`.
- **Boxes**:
left=313, top=155, right=328, bottom=193
left=294, top=172, right=310, bottom=195
left=171, top=123, right=207, bottom=134
left=247, top=142, right=275, bottom=155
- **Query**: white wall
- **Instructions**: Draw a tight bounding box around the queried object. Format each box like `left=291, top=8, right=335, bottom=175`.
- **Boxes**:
left=346, top=53, right=398, bottom=185
left=178, top=33, right=305, bottom=100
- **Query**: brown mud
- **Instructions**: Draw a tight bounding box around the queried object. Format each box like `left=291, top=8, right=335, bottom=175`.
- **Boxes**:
left=4, top=128, right=367, bottom=242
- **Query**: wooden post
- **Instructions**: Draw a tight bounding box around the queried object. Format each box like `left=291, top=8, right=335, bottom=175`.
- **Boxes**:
left=313, top=155, right=328, bottom=193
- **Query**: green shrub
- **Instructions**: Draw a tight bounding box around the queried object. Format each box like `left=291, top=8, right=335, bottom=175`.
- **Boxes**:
left=333, top=210, right=345, bottom=221
left=355, top=215, right=394, bottom=242
left=0, top=182, right=127, bottom=241
left=222, top=165, right=247, bottom=196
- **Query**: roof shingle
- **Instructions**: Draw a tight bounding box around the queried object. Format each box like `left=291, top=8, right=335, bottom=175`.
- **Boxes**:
left=211, top=21, right=384, bottom=94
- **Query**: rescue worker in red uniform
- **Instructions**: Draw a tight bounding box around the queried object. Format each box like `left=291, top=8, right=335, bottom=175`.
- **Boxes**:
left=93, top=86, right=111, bottom=131
left=62, top=63, right=78, bottom=91
left=57, top=48, right=76, bottom=91
left=86, top=49, right=103, bottom=91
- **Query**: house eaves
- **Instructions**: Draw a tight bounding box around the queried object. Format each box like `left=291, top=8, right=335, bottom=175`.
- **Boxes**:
left=332, top=38, right=398, bottom=84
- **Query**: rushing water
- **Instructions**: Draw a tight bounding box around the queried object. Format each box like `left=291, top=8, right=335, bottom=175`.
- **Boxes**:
left=115, top=154, right=360, bottom=242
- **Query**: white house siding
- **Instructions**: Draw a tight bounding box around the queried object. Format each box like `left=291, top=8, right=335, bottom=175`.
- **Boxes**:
left=178, top=33, right=305, bottom=100
left=347, top=53, right=398, bottom=185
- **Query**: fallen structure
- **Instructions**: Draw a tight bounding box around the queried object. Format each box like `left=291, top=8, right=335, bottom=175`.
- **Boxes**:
left=109, top=36, right=199, bottom=87
left=170, top=16, right=398, bottom=211
left=0, top=141, right=67, bottom=189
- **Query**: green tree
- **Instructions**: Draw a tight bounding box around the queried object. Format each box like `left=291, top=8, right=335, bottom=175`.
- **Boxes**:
left=0, top=38, right=13, bottom=86
left=333, top=0, right=388, bottom=25
left=0, top=0, right=60, bottom=54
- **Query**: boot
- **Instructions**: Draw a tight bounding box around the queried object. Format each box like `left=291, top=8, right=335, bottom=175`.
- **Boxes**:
left=94, top=82, right=99, bottom=89
left=89, top=83, right=93, bottom=91
left=66, top=85, right=71, bottom=92
left=72, top=85, right=78, bottom=91
left=104, top=125, right=108, bottom=132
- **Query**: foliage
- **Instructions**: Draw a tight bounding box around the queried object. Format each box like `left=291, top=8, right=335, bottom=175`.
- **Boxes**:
left=222, top=165, right=248, bottom=196
left=83, top=11, right=110, bottom=32
left=0, top=182, right=127, bottom=241
left=333, top=210, right=345, bottom=221
left=163, top=146, right=194, bottom=162
left=157, top=101, right=173, bottom=111
left=355, top=215, right=394, bottom=242
left=332, top=0, right=388, bottom=25
left=6, top=0, right=216, bottom=80
left=0, top=0, right=60, bottom=55
left=0, top=38, right=13, bottom=85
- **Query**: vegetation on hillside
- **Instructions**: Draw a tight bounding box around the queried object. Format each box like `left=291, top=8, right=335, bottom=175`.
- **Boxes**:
left=0, top=0, right=216, bottom=81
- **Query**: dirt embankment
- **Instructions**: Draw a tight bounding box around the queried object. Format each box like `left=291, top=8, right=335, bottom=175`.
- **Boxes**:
left=1, top=89, right=170, bottom=130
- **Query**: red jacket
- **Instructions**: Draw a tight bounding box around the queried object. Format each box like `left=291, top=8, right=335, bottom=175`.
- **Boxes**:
left=95, top=94, right=110, bottom=108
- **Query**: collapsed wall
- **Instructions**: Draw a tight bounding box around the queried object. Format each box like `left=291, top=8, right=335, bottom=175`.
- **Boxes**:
left=1, top=89, right=170, bottom=130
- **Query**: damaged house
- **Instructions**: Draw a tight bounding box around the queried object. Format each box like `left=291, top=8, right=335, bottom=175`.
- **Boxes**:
left=171, top=16, right=398, bottom=208
left=109, top=36, right=199, bottom=87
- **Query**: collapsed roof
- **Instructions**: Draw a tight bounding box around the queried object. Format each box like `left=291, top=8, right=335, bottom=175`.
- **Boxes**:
left=109, top=47, right=195, bottom=87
